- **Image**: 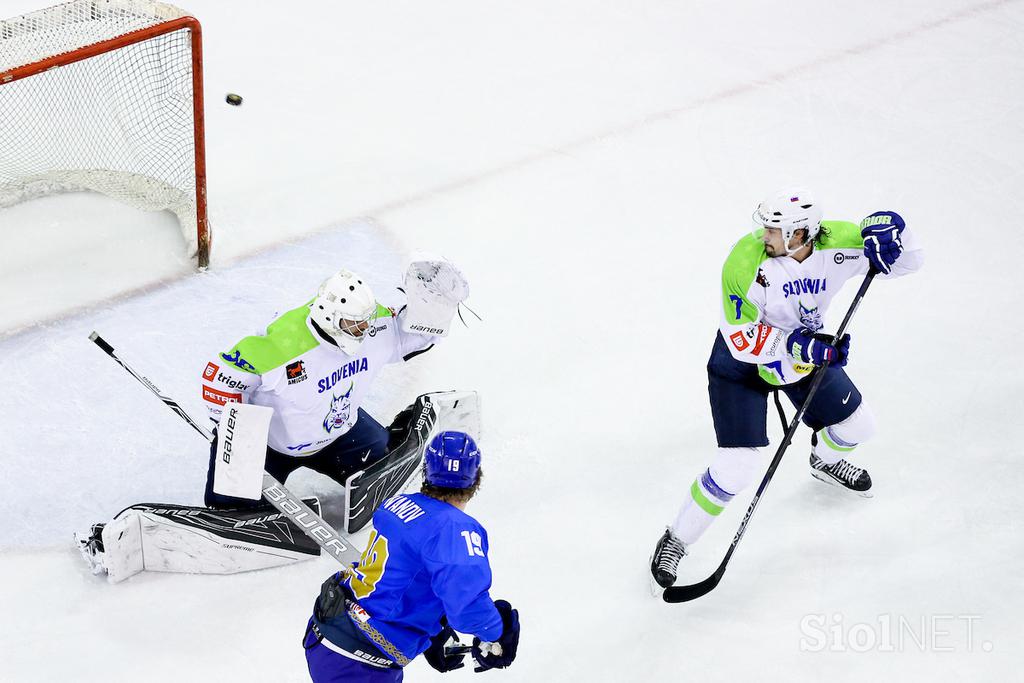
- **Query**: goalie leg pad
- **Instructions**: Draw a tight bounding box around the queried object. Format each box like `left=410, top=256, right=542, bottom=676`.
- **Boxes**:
left=343, top=391, right=481, bottom=533
left=77, top=499, right=323, bottom=583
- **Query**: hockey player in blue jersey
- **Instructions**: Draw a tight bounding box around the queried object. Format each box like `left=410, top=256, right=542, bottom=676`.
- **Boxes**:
left=303, top=431, right=520, bottom=681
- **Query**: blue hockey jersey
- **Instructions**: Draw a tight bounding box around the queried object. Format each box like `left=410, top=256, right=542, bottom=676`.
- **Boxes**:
left=342, top=492, right=503, bottom=660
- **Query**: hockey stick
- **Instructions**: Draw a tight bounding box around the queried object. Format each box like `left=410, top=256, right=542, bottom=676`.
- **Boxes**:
left=89, top=332, right=362, bottom=566
left=663, top=270, right=877, bottom=603
left=89, top=333, right=210, bottom=440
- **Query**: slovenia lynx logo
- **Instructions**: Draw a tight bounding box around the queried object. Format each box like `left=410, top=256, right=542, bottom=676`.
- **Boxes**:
left=799, top=301, right=822, bottom=331
left=323, top=382, right=354, bottom=433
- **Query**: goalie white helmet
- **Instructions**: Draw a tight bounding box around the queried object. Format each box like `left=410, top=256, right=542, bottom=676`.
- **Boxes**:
left=752, top=188, right=823, bottom=254
left=310, top=269, right=376, bottom=354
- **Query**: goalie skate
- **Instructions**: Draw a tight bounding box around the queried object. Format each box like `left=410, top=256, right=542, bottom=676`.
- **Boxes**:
left=75, top=523, right=109, bottom=576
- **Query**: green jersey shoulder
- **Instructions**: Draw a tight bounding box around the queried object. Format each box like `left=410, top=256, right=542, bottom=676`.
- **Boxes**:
left=220, top=302, right=395, bottom=375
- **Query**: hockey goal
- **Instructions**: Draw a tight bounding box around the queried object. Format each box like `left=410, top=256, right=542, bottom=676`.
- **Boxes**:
left=0, top=0, right=211, bottom=267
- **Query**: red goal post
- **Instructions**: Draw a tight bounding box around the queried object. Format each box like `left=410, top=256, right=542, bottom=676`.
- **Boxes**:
left=0, top=0, right=211, bottom=267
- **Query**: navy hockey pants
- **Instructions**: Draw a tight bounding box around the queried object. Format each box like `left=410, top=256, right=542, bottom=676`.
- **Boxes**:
left=303, top=621, right=404, bottom=683
left=707, top=333, right=862, bottom=448
left=204, top=408, right=389, bottom=508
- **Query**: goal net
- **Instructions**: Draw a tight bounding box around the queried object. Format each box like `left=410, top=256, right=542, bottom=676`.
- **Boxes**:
left=0, top=0, right=210, bottom=267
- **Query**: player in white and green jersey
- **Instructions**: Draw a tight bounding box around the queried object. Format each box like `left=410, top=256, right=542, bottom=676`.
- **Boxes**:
left=650, top=188, right=924, bottom=588
left=201, top=262, right=469, bottom=508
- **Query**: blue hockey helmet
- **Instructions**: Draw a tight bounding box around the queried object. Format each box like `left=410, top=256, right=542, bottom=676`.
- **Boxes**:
left=424, top=431, right=481, bottom=489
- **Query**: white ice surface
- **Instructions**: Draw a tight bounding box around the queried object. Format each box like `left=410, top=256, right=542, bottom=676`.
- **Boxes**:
left=1, top=0, right=1022, bottom=681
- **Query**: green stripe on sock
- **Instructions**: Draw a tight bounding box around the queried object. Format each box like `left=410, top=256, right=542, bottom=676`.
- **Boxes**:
left=690, top=480, right=724, bottom=516
left=819, top=428, right=856, bottom=453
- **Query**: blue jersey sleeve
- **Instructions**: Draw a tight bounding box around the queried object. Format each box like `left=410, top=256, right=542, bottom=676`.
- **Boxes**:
left=422, top=518, right=503, bottom=641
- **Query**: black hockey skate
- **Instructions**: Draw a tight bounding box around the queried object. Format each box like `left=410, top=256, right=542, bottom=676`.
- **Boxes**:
left=650, top=528, right=688, bottom=589
left=810, top=453, right=873, bottom=498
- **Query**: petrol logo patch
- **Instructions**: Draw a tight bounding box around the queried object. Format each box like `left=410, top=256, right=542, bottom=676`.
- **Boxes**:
left=202, top=385, right=242, bottom=406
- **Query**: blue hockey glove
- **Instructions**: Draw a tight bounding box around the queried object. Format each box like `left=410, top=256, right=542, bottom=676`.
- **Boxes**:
left=472, top=600, right=520, bottom=672
left=814, top=332, right=850, bottom=367
left=423, top=620, right=465, bottom=673
left=859, top=211, right=905, bottom=274
left=787, top=328, right=850, bottom=367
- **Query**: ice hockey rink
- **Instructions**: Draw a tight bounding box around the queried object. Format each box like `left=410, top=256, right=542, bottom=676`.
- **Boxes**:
left=1, top=0, right=1021, bottom=680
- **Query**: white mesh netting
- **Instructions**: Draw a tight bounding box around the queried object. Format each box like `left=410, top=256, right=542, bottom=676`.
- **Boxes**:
left=0, top=0, right=204, bottom=260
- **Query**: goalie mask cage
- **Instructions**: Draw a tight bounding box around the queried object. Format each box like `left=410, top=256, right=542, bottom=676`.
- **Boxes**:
left=0, top=0, right=211, bottom=267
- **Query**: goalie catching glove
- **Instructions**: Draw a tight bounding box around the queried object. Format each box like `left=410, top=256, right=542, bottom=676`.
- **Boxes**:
left=401, top=256, right=469, bottom=338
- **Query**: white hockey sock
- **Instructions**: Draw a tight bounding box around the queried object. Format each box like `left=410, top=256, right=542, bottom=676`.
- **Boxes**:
left=813, top=403, right=877, bottom=466
left=671, top=447, right=761, bottom=545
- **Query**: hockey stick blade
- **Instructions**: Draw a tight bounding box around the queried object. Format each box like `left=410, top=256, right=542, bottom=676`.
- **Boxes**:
left=662, top=570, right=723, bottom=603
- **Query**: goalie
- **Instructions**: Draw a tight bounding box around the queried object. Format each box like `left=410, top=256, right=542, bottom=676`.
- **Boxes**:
left=76, top=258, right=475, bottom=583
left=201, top=258, right=470, bottom=514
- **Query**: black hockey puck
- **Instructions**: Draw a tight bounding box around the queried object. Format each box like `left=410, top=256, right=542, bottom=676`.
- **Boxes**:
left=225, top=93, right=243, bottom=106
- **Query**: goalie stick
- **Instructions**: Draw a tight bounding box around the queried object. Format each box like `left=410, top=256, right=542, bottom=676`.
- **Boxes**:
left=663, top=270, right=876, bottom=603
left=89, top=332, right=361, bottom=566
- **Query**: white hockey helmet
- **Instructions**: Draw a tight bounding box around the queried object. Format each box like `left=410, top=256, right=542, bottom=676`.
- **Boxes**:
left=310, top=269, right=376, bottom=354
left=752, top=187, right=823, bottom=253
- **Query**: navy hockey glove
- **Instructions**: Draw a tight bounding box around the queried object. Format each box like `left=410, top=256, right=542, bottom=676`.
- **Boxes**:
left=815, top=332, right=850, bottom=367
left=313, top=572, right=349, bottom=622
left=472, top=600, right=520, bottom=672
left=787, top=328, right=850, bottom=367
left=860, top=211, right=905, bottom=274
left=423, top=620, right=465, bottom=673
